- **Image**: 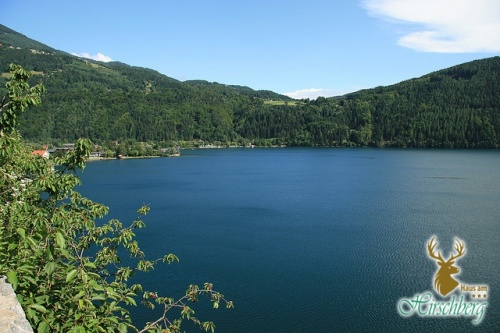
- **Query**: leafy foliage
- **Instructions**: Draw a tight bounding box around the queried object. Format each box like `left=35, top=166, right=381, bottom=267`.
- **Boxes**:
left=0, top=65, right=232, bottom=332
left=0, top=64, right=45, bottom=134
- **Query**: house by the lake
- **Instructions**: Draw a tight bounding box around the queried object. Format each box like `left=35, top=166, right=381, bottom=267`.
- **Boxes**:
left=88, top=151, right=106, bottom=159
left=32, top=149, right=49, bottom=159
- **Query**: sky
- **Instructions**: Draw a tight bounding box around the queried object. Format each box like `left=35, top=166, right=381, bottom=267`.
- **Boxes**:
left=1, top=0, right=499, bottom=99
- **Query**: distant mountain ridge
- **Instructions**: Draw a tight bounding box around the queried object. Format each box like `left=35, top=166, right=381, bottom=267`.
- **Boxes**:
left=1, top=24, right=499, bottom=148
left=0, top=24, right=56, bottom=52
left=0, top=23, right=287, bottom=100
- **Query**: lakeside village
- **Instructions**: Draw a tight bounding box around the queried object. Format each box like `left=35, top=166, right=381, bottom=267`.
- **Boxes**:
left=31, top=140, right=262, bottom=160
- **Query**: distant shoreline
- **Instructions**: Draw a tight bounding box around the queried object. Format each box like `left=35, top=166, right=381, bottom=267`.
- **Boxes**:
left=86, top=155, right=177, bottom=162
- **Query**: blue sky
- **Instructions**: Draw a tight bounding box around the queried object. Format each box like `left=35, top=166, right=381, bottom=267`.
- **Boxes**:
left=2, top=0, right=499, bottom=99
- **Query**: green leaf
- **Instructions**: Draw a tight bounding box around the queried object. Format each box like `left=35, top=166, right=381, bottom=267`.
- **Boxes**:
left=66, top=269, right=78, bottom=283
left=202, top=321, right=216, bottom=333
left=132, top=219, right=145, bottom=229
left=72, top=326, right=85, bottom=333
left=83, top=261, right=96, bottom=269
left=73, top=290, right=86, bottom=301
left=124, top=296, right=137, bottom=306
left=81, top=271, right=88, bottom=284
left=163, top=253, right=179, bottom=264
left=44, top=262, right=56, bottom=276
left=26, top=236, right=37, bottom=248
left=45, top=246, right=54, bottom=261
left=118, top=323, right=128, bottom=333
left=6, top=271, right=18, bottom=290
left=37, top=321, right=50, bottom=333
left=29, top=304, right=47, bottom=313
left=137, top=205, right=150, bottom=216
left=91, top=294, right=106, bottom=301
left=56, top=231, right=66, bottom=249
left=16, top=227, right=26, bottom=239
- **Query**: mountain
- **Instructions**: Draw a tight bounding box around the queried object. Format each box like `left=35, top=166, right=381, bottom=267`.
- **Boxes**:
left=0, top=24, right=55, bottom=52
left=0, top=24, right=499, bottom=148
left=341, top=57, right=500, bottom=147
left=184, top=80, right=292, bottom=101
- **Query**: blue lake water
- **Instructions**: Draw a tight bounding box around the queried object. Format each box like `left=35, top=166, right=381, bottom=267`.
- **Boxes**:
left=78, top=148, right=500, bottom=332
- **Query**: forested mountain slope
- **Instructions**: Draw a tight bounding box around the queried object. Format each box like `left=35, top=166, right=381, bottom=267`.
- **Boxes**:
left=1, top=24, right=499, bottom=148
left=346, top=58, right=500, bottom=147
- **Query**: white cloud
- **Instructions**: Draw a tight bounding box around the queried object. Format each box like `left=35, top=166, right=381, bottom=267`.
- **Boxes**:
left=72, top=52, right=113, bottom=62
left=283, top=88, right=359, bottom=100
left=283, top=88, right=332, bottom=99
left=362, top=0, right=500, bottom=53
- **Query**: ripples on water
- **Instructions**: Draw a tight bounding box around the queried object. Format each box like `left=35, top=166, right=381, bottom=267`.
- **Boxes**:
left=79, top=149, right=500, bottom=332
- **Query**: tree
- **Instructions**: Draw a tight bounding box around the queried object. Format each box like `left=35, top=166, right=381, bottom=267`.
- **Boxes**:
left=0, top=64, right=232, bottom=333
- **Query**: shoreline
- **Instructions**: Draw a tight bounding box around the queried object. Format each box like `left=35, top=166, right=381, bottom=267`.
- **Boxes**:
left=86, top=154, right=179, bottom=162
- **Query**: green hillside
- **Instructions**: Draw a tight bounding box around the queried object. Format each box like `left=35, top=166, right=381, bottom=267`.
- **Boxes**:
left=1, top=23, right=499, bottom=148
left=0, top=24, right=55, bottom=52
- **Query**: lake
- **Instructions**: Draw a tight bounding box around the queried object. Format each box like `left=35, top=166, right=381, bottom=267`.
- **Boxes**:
left=78, top=148, right=500, bottom=332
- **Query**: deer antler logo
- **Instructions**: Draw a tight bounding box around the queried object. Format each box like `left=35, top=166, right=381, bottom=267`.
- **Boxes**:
left=427, top=237, right=465, bottom=296
left=397, top=236, right=488, bottom=323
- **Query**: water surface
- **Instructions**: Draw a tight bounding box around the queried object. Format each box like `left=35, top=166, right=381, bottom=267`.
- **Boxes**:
left=79, top=148, right=500, bottom=332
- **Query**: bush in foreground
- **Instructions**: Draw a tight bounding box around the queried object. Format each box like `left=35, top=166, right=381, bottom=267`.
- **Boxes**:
left=0, top=64, right=232, bottom=333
